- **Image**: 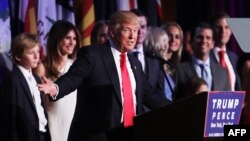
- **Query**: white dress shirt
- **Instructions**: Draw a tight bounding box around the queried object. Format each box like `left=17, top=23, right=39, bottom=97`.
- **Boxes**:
left=110, top=40, right=137, bottom=122
left=193, top=57, right=212, bottom=90
left=132, top=45, right=145, bottom=72
left=17, top=65, right=47, bottom=132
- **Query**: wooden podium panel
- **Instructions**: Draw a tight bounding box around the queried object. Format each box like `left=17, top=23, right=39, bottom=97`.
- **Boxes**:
left=134, top=92, right=223, bottom=141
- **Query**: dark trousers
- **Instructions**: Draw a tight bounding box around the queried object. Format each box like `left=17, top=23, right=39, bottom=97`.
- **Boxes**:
left=108, top=125, right=134, bottom=141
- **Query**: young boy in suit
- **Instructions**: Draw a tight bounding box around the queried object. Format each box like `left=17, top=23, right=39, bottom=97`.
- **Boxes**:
left=0, top=33, right=50, bottom=141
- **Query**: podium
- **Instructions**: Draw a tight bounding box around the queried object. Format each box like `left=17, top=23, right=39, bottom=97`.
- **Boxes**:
left=134, top=91, right=245, bottom=141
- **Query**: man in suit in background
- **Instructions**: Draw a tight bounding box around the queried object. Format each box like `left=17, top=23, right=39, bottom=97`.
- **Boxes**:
left=210, top=11, right=241, bottom=91
left=130, top=9, right=168, bottom=110
left=175, top=22, right=230, bottom=100
left=38, top=11, right=169, bottom=141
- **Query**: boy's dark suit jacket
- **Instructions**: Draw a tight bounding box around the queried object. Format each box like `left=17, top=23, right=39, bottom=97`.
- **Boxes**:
left=54, top=42, right=170, bottom=141
left=0, top=65, right=50, bottom=141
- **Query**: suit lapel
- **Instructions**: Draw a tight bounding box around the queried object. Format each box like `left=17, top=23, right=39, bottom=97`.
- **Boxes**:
left=210, top=51, right=219, bottom=64
left=210, top=61, right=220, bottom=90
left=144, top=56, right=150, bottom=78
left=128, top=54, right=142, bottom=107
left=187, top=61, right=198, bottom=77
left=14, top=66, right=37, bottom=112
left=101, top=45, right=122, bottom=106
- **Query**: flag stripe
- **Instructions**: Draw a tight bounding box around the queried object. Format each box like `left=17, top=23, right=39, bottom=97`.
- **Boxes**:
left=156, top=0, right=163, bottom=20
left=28, top=7, right=37, bottom=33
left=82, top=0, right=93, bottom=15
left=81, top=0, right=95, bottom=46
left=25, top=0, right=37, bottom=33
left=81, top=22, right=94, bottom=38
left=81, top=4, right=95, bottom=31
left=82, top=36, right=91, bottom=46
left=129, top=0, right=135, bottom=9
left=117, top=0, right=138, bottom=11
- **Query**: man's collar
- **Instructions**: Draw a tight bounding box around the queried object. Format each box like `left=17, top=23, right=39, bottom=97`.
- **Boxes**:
left=193, top=56, right=210, bottom=66
left=214, top=46, right=227, bottom=52
left=17, top=65, right=32, bottom=78
left=132, top=44, right=143, bottom=53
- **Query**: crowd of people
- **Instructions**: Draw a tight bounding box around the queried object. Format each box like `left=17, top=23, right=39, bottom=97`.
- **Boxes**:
left=0, top=9, right=249, bottom=141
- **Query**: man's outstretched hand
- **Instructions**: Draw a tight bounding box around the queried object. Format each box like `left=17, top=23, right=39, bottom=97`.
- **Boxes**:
left=37, top=76, right=58, bottom=96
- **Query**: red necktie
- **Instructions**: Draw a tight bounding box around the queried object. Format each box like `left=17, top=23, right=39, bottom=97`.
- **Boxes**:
left=219, top=50, right=227, bottom=68
left=219, top=50, right=233, bottom=90
left=120, top=53, right=135, bottom=127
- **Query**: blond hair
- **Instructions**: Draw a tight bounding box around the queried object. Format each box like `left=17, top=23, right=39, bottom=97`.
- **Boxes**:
left=144, top=26, right=169, bottom=59
left=107, top=11, right=139, bottom=33
left=161, top=22, right=183, bottom=65
left=11, top=33, right=39, bottom=64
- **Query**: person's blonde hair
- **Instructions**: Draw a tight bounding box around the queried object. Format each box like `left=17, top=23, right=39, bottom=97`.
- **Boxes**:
left=107, top=11, right=139, bottom=33
left=11, top=32, right=39, bottom=64
left=161, top=22, right=183, bottom=65
left=144, top=26, right=169, bottom=59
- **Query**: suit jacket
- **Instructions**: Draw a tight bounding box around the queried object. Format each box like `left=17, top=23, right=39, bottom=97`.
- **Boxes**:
left=175, top=59, right=231, bottom=100
left=54, top=43, right=169, bottom=141
left=141, top=53, right=168, bottom=111
left=0, top=65, right=50, bottom=141
left=144, top=53, right=162, bottom=88
left=145, top=54, right=177, bottom=101
left=210, top=49, right=241, bottom=90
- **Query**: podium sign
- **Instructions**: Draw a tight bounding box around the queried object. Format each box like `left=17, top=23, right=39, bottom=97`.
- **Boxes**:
left=134, top=91, right=245, bottom=141
left=204, top=91, right=245, bottom=137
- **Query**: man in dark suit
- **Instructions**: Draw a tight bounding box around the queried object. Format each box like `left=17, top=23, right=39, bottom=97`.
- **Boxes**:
left=175, top=22, right=230, bottom=100
left=210, top=11, right=241, bottom=91
left=38, top=11, right=169, bottom=141
left=0, top=33, right=50, bottom=141
left=130, top=9, right=168, bottom=109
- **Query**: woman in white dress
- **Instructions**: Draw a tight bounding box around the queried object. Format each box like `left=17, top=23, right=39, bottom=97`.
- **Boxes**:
left=35, top=20, right=81, bottom=141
